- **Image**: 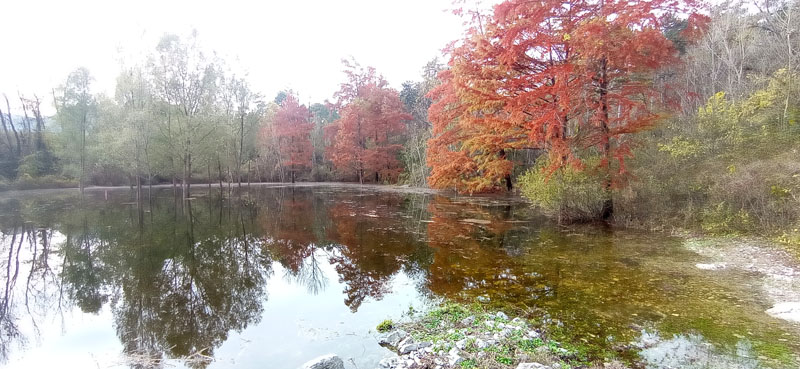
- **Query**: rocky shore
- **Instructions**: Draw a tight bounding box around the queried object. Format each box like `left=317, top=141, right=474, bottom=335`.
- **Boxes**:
left=370, top=304, right=625, bottom=369
left=300, top=304, right=627, bottom=369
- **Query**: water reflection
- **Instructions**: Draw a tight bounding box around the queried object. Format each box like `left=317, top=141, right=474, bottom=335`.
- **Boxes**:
left=0, top=185, right=797, bottom=368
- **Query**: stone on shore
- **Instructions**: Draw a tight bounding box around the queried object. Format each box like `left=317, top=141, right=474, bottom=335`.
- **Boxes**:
left=379, top=329, right=408, bottom=347
left=516, top=363, right=548, bottom=369
left=301, top=354, right=345, bottom=369
left=766, top=301, right=800, bottom=322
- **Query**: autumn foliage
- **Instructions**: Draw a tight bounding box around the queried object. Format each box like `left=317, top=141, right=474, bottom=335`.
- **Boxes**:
left=427, top=0, right=707, bottom=201
left=273, top=93, right=313, bottom=182
left=326, top=60, right=411, bottom=184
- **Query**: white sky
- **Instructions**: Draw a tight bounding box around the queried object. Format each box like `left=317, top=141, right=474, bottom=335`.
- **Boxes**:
left=0, top=0, right=469, bottom=114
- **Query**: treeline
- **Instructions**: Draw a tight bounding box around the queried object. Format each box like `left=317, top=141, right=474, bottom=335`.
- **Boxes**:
left=1, top=0, right=799, bottom=239
left=0, top=33, right=440, bottom=196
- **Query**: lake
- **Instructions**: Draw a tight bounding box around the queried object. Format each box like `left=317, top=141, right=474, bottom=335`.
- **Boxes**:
left=0, top=184, right=797, bottom=369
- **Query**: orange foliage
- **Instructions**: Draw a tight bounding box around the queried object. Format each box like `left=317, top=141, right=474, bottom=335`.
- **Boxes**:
left=273, top=93, right=313, bottom=182
left=326, top=60, right=411, bottom=184
left=428, top=0, right=706, bottom=193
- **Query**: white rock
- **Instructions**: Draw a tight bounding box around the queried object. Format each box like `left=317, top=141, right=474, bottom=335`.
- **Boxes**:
left=448, top=354, right=464, bottom=366
left=378, top=356, right=399, bottom=368
left=766, top=301, right=800, bottom=322
left=696, top=262, right=727, bottom=270
left=475, top=338, right=489, bottom=349
left=512, top=317, right=524, bottom=324
left=516, top=363, right=548, bottom=369
left=496, top=311, right=509, bottom=320
left=398, top=336, right=415, bottom=347
left=484, top=320, right=496, bottom=328
left=455, top=338, right=467, bottom=350
left=448, top=347, right=460, bottom=356
left=301, top=354, right=345, bottom=369
left=461, top=315, right=476, bottom=326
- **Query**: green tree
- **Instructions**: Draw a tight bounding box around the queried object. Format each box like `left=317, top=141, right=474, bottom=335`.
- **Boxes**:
left=55, top=67, right=96, bottom=193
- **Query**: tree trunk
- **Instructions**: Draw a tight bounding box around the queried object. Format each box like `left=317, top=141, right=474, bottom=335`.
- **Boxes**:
left=217, top=156, right=224, bottom=190
left=80, top=112, right=86, bottom=194
left=31, top=96, right=45, bottom=151
left=0, top=106, right=14, bottom=156
left=238, top=113, right=244, bottom=188
left=18, top=94, right=31, bottom=155
left=598, top=56, right=613, bottom=221
left=3, top=95, right=21, bottom=156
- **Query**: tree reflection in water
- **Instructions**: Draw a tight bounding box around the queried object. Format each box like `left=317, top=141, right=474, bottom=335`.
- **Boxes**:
left=0, top=186, right=797, bottom=368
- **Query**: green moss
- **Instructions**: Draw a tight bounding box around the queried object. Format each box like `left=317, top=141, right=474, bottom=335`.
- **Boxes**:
left=376, top=319, right=394, bottom=333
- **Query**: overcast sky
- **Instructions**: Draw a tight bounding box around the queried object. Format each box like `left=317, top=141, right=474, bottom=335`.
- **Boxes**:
left=0, top=0, right=469, bottom=114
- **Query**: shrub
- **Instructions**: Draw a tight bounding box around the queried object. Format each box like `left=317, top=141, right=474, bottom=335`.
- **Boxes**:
left=517, top=157, right=606, bottom=222
left=18, top=150, right=59, bottom=178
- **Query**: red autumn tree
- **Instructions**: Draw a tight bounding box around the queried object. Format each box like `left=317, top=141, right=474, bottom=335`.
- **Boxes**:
left=273, top=93, right=313, bottom=183
left=428, top=0, right=706, bottom=217
left=327, top=60, right=410, bottom=184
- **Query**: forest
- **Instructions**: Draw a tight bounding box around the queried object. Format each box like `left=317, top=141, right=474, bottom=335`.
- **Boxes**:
left=0, top=0, right=798, bottom=241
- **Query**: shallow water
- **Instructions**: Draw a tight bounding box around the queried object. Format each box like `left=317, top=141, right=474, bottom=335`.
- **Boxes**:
left=0, top=184, right=797, bottom=369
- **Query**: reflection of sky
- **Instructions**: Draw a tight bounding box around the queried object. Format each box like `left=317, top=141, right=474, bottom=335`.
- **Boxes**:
left=638, top=330, right=761, bottom=369
left=6, top=306, right=123, bottom=369
left=4, top=247, right=431, bottom=369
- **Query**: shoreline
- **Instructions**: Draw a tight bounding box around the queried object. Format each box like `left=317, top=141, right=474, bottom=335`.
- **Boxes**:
left=369, top=304, right=624, bottom=369
left=0, top=181, right=445, bottom=198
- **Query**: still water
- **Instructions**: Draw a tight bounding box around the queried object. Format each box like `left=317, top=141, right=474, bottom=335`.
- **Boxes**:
left=0, top=184, right=797, bottom=369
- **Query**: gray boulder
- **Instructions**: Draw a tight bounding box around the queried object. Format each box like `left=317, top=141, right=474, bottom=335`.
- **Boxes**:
left=379, top=329, right=408, bottom=347
left=301, top=354, right=345, bottom=369
left=398, top=342, right=418, bottom=354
